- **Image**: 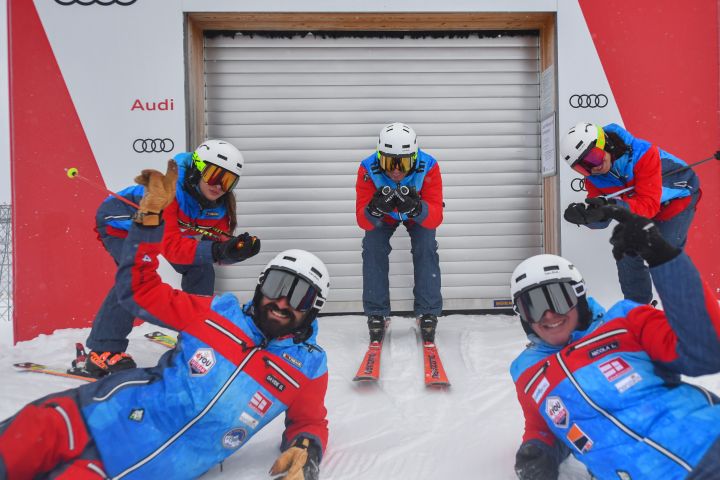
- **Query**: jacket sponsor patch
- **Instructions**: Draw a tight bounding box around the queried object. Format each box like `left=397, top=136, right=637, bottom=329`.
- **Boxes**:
left=239, top=411, right=259, bottom=429
left=599, top=357, right=632, bottom=382
left=545, top=396, right=569, bottom=429
left=266, top=374, right=286, bottom=392
left=615, top=372, right=642, bottom=393
left=532, top=377, right=550, bottom=404
left=128, top=408, right=144, bottom=422
left=567, top=423, right=593, bottom=453
left=282, top=352, right=303, bottom=369
left=221, top=428, right=247, bottom=449
left=588, top=341, right=619, bottom=358
left=189, top=348, right=216, bottom=376
left=249, top=391, right=272, bottom=416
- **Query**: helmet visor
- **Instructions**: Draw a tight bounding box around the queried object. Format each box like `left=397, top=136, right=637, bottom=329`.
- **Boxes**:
left=260, top=269, right=320, bottom=313
left=377, top=152, right=416, bottom=173
left=514, top=281, right=579, bottom=324
left=200, top=162, right=239, bottom=192
left=571, top=147, right=606, bottom=176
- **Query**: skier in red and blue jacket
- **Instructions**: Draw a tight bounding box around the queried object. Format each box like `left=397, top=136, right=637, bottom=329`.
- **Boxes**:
left=86, top=139, right=261, bottom=377
left=0, top=161, right=328, bottom=480
left=355, top=122, right=444, bottom=344
left=510, top=206, right=720, bottom=480
left=560, top=122, right=700, bottom=305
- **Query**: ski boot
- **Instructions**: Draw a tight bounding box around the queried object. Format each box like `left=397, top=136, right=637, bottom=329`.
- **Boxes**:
left=367, top=315, right=388, bottom=343
left=418, top=314, right=438, bottom=343
left=84, top=350, right=137, bottom=378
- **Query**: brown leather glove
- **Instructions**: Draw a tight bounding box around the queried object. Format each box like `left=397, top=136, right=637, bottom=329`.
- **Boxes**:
left=133, top=160, right=178, bottom=226
left=269, top=437, right=320, bottom=480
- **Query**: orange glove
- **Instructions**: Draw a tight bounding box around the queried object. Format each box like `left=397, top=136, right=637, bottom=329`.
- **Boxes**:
left=133, top=160, right=178, bottom=226
left=269, top=437, right=320, bottom=480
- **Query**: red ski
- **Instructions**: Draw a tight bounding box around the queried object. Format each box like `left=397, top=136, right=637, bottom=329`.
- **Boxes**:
left=14, top=362, right=97, bottom=382
left=353, top=341, right=385, bottom=381
left=422, top=342, right=450, bottom=387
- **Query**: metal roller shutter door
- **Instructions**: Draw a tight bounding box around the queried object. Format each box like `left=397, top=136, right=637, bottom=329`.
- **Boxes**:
left=205, top=33, right=542, bottom=313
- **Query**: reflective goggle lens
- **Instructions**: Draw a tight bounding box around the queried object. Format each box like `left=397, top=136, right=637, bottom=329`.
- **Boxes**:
left=571, top=147, right=606, bottom=176
left=200, top=163, right=239, bottom=192
left=513, top=282, right=579, bottom=324
left=260, top=269, right=320, bottom=313
left=377, top=152, right=416, bottom=173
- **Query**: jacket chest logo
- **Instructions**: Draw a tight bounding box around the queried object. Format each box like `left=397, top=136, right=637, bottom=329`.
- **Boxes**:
left=189, top=348, right=216, bottom=376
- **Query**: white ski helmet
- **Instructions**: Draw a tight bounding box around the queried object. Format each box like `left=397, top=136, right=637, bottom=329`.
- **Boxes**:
left=259, top=249, right=330, bottom=313
left=192, top=139, right=244, bottom=177
left=510, top=254, right=586, bottom=331
left=559, top=122, right=605, bottom=167
left=377, top=123, right=418, bottom=156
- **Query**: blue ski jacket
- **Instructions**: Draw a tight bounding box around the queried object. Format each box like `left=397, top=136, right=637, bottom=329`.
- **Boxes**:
left=74, top=223, right=329, bottom=479
left=510, top=253, right=720, bottom=479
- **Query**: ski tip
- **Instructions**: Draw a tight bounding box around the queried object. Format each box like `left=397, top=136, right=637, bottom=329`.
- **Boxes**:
left=353, top=375, right=379, bottom=382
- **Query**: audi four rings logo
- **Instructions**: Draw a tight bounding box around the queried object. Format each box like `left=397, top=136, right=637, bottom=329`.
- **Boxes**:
left=133, top=138, right=174, bottom=153
left=571, top=178, right=587, bottom=192
left=568, top=94, right=609, bottom=108
left=55, top=0, right=137, bottom=5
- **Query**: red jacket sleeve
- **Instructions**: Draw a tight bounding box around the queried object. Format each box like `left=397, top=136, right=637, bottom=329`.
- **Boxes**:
left=158, top=200, right=204, bottom=265
left=623, top=146, right=662, bottom=218
left=283, top=371, right=329, bottom=453
left=355, top=165, right=382, bottom=231
left=116, top=222, right=213, bottom=331
left=515, top=381, right=557, bottom=447
left=416, top=162, right=444, bottom=229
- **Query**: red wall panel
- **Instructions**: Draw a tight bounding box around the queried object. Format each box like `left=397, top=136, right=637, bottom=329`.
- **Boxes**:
left=9, top=0, right=115, bottom=342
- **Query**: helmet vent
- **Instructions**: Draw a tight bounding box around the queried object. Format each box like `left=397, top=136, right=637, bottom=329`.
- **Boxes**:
left=544, top=265, right=559, bottom=272
left=217, top=154, right=228, bottom=161
left=402, top=144, right=410, bottom=148
left=282, top=255, right=297, bottom=262
left=310, top=267, right=323, bottom=278
left=236, top=163, right=242, bottom=169
left=384, top=143, right=392, bottom=148
left=515, top=273, right=527, bottom=282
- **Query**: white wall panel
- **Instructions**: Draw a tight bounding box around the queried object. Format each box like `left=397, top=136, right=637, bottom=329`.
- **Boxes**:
left=205, top=33, right=542, bottom=313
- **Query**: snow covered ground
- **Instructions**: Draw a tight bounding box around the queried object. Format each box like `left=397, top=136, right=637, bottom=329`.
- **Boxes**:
left=2, top=314, right=719, bottom=479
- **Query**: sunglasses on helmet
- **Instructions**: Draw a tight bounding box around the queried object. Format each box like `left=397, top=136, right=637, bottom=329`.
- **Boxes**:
left=192, top=152, right=239, bottom=192
left=377, top=152, right=417, bottom=174
left=571, top=126, right=607, bottom=176
left=260, top=269, right=322, bottom=313
left=513, top=280, right=584, bottom=324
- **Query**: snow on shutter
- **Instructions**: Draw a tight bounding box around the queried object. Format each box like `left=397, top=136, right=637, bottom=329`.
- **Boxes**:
left=204, top=33, right=542, bottom=313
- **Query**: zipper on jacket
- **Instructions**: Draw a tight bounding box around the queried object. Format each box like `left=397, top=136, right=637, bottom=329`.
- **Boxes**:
left=523, top=361, right=550, bottom=394
left=264, top=358, right=300, bottom=389
left=52, top=404, right=75, bottom=452
left=565, top=328, right=628, bottom=356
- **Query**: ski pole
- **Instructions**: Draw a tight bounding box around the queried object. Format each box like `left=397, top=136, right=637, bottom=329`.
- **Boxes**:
left=65, top=167, right=140, bottom=209
left=603, top=150, right=720, bottom=200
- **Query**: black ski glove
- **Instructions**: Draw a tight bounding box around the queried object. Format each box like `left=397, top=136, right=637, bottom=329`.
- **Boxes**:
left=367, top=186, right=396, bottom=218
left=269, top=437, right=321, bottom=480
left=605, top=207, right=680, bottom=267
left=515, top=442, right=559, bottom=480
left=394, top=186, right=422, bottom=217
left=563, top=202, right=610, bottom=225
left=211, top=232, right=261, bottom=263
left=585, top=196, right=617, bottom=208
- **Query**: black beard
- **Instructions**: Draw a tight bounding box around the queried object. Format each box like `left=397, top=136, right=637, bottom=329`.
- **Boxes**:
left=255, top=302, right=302, bottom=339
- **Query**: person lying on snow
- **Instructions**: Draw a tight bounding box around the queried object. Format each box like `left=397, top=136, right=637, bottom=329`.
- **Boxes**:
left=0, top=160, right=329, bottom=480
left=510, top=206, right=720, bottom=480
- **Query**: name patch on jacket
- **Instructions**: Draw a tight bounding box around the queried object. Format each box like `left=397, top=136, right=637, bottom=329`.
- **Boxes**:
left=266, top=374, right=286, bottom=392
left=588, top=341, right=619, bottom=358
left=189, top=348, right=216, bottom=376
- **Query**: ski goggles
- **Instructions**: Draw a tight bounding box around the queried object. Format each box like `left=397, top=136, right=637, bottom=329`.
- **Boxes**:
left=377, top=152, right=417, bottom=174
left=260, top=268, right=322, bottom=313
left=513, top=280, right=584, bottom=324
left=571, top=126, right=607, bottom=176
left=192, top=152, right=239, bottom=192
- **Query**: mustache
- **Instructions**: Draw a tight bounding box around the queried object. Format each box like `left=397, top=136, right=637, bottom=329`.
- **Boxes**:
left=262, top=302, right=293, bottom=319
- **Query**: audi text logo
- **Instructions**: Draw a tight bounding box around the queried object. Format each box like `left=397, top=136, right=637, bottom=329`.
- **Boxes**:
left=571, top=177, right=587, bottom=192
left=568, top=94, right=608, bottom=108
left=55, top=0, right=137, bottom=5
left=133, top=138, right=174, bottom=153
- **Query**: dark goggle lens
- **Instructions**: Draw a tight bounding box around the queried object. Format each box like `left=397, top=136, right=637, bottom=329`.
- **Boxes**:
left=377, top=152, right=416, bottom=173
left=572, top=147, right=605, bottom=176
left=260, top=269, right=319, bottom=313
left=513, top=282, right=579, bottom=324
left=201, top=163, right=239, bottom=192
